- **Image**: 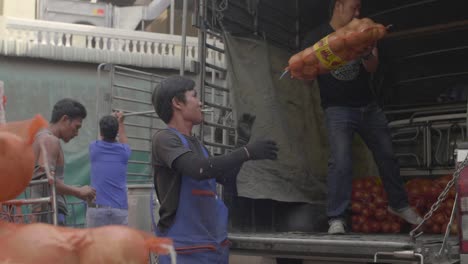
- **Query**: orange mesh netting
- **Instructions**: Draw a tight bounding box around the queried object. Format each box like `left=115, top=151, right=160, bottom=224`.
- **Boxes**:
left=0, top=115, right=48, bottom=202
left=0, top=221, right=174, bottom=264
left=0, top=114, right=48, bottom=145
left=287, top=18, right=387, bottom=80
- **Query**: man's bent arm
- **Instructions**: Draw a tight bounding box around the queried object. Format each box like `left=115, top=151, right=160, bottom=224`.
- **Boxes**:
left=55, top=179, right=82, bottom=196
left=172, top=148, right=249, bottom=181
left=37, top=135, right=60, bottom=175
left=116, top=112, right=128, bottom=144
left=39, top=136, right=95, bottom=200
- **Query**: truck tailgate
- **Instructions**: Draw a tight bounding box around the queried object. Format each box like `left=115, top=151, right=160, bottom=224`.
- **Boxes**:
left=229, top=232, right=457, bottom=261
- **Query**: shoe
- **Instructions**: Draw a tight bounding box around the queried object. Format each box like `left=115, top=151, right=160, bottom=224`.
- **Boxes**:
left=388, top=206, right=423, bottom=225
left=328, top=219, right=346, bottom=234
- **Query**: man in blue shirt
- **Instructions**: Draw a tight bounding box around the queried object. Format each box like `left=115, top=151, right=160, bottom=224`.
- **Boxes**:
left=86, top=111, right=131, bottom=227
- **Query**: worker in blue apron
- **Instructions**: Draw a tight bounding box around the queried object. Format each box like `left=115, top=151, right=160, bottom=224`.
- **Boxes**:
left=151, top=76, right=278, bottom=264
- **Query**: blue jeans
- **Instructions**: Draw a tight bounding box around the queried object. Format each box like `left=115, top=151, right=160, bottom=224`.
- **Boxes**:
left=324, top=103, right=408, bottom=218
left=58, top=213, right=66, bottom=226
left=86, top=207, right=128, bottom=228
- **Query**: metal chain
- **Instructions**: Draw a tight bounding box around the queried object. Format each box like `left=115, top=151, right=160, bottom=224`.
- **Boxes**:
left=410, top=155, right=468, bottom=238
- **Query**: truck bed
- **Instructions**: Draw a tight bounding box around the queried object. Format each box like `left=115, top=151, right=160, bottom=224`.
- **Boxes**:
left=229, top=232, right=459, bottom=262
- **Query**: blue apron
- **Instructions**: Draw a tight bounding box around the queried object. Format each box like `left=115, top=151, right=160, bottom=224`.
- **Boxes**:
left=157, top=128, right=230, bottom=264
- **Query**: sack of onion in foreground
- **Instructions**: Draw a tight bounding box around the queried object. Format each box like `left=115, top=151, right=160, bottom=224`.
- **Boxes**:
left=0, top=221, right=173, bottom=264
left=351, top=175, right=457, bottom=234
left=0, top=114, right=49, bottom=202
left=287, top=18, right=387, bottom=80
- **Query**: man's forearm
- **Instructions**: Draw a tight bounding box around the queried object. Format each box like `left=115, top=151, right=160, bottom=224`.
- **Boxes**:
left=118, top=123, right=128, bottom=144
left=173, top=148, right=249, bottom=181
left=55, top=179, right=80, bottom=197
left=362, top=47, right=379, bottom=73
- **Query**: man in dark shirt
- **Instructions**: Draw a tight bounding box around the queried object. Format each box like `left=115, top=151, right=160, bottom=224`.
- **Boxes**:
left=152, top=76, right=278, bottom=264
left=303, top=0, right=422, bottom=234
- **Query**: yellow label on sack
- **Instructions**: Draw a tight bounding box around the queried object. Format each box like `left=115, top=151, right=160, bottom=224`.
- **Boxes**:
left=313, top=35, right=346, bottom=70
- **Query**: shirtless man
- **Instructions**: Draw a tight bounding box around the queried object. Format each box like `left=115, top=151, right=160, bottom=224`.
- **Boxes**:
left=32, top=98, right=96, bottom=225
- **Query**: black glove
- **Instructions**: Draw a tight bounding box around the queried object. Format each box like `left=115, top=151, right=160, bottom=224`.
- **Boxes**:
left=245, top=139, right=279, bottom=160
left=236, top=113, right=256, bottom=147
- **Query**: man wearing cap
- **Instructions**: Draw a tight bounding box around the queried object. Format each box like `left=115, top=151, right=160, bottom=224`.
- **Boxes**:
left=152, top=76, right=279, bottom=264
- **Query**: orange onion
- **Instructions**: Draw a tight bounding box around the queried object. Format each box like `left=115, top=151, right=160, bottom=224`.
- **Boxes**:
left=0, top=132, right=35, bottom=202
left=0, top=221, right=173, bottom=264
left=286, top=18, right=387, bottom=80
left=0, top=114, right=48, bottom=202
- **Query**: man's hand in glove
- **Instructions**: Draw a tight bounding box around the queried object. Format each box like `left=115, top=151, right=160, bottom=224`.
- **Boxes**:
left=245, top=139, right=279, bottom=160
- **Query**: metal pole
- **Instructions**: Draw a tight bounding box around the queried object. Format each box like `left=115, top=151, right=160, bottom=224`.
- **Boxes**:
left=123, top=110, right=156, bottom=117
left=386, top=19, right=468, bottom=40
left=254, top=4, right=259, bottom=35
left=96, top=63, right=108, bottom=139
left=197, top=0, right=207, bottom=140
left=369, top=0, right=439, bottom=18
left=439, top=193, right=458, bottom=256
left=109, top=65, right=116, bottom=114
left=39, top=142, right=58, bottom=226
left=0, top=80, right=6, bottom=124
left=180, top=0, right=188, bottom=76
left=123, top=109, right=212, bottom=117
left=295, top=0, right=300, bottom=49
left=466, top=92, right=468, bottom=139
left=170, top=0, right=175, bottom=34
left=50, top=177, right=58, bottom=226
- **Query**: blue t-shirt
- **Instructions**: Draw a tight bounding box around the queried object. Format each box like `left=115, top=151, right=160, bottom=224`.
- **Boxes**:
left=89, top=140, right=132, bottom=209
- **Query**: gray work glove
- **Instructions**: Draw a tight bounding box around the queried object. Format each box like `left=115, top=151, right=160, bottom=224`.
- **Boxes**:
left=245, top=139, right=279, bottom=160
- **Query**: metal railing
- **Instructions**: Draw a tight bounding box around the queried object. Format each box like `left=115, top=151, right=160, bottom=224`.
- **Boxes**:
left=0, top=16, right=225, bottom=70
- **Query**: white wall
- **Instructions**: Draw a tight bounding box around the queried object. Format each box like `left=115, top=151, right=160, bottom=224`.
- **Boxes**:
left=3, top=0, right=36, bottom=19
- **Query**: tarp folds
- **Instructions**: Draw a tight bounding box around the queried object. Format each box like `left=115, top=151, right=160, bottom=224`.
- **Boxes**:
left=224, top=33, right=328, bottom=203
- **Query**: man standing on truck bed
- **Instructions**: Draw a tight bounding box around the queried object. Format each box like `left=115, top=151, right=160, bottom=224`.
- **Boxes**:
left=302, top=0, right=422, bottom=234
left=152, top=76, right=278, bottom=264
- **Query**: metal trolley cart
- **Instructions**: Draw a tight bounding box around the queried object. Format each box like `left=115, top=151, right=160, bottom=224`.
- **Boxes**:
left=0, top=165, right=59, bottom=226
